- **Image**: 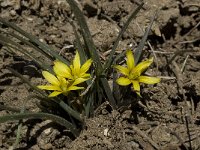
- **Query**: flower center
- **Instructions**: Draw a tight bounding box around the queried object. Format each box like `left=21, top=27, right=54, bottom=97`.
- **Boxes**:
left=61, top=84, right=68, bottom=92
left=129, top=70, right=140, bottom=80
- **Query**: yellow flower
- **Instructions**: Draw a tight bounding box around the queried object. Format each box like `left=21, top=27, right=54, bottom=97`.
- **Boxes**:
left=53, top=51, right=92, bottom=84
left=114, top=50, right=160, bottom=96
left=37, top=71, right=84, bottom=97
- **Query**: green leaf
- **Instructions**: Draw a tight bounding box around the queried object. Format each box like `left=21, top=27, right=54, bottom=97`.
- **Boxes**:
left=0, top=18, right=69, bottom=65
left=0, top=112, right=79, bottom=137
left=65, top=0, right=116, bottom=108
left=0, top=34, right=52, bottom=72
left=103, top=2, right=144, bottom=73
left=1, top=29, right=54, bottom=61
left=134, top=11, right=157, bottom=65
left=70, top=21, right=87, bottom=63
left=100, top=77, right=116, bottom=108
left=8, top=68, right=83, bottom=122
left=8, top=68, right=44, bottom=94
left=65, top=0, right=102, bottom=75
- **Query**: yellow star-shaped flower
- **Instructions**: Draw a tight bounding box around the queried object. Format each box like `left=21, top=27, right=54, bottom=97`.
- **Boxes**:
left=114, top=50, right=160, bottom=96
left=37, top=71, right=84, bottom=97
left=53, top=51, right=92, bottom=84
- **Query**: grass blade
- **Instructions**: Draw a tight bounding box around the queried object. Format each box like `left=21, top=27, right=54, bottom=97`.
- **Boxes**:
left=103, top=2, right=144, bottom=73
left=8, top=68, right=83, bottom=122
left=100, top=78, right=116, bottom=108
left=134, top=11, right=157, bottom=64
left=65, top=0, right=116, bottom=108
left=0, top=18, right=69, bottom=65
left=0, top=29, right=54, bottom=61
left=0, top=112, right=79, bottom=137
left=70, top=21, right=87, bottom=63
left=0, top=34, right=52, bottom=72
left=8, top=68, right=44, bottom=94
left=11, top=98, right=27, bottom=150
left=65, top=0, right=102, bottom=74
left=58, top=99, right=83, bottom=122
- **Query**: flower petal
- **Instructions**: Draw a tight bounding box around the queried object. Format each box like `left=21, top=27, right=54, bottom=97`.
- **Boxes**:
left=131, top=80, right=141, bottom=96
left=72, top=78, right=88, bottom=86
left=114, top=65, right=129, bottom=76
left=80, top=59, right=92, bottom=74
left=138, top=76, right=160, bottom=84
left=73, top=51, right=81, bottom=75
left=57, top=76, right=67, bottom=85
left=126, top=50, right=134, bottom=70
left=81, top=73, right=91, bottom=79
left=48, top=91, right=62, bottom=97
left=68, top=85, right=84, bottom=91
left=116, top=77, right=131, bottom=86
left=132, top=57, right=153, bottom=76
left=53, top=61, right=73, bottom=79
left=37, top=85, right=61, bottom=91
left=42, top=71, right=59, bottom=86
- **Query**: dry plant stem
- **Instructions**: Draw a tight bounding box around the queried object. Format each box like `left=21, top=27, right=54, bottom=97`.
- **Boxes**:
left=172, top=61, right=194, bottom=149
left=165, top=127, right=189, bottom=150
left=139, top=100, right=189, bottom=120
left=179, top=38, right=200, bottom=44
left=168, top=21, right=200, bottom=47
left=181, top=55, right=189, bottom=73
left=131, top=125, right=160, bottom=150
left=180, top=21, right=200, bottom=40
left=172, top=61, right=186, bottom=101
left=80, top=76, right=96, bottom=96
left=185, top=115, right=193, bottom=150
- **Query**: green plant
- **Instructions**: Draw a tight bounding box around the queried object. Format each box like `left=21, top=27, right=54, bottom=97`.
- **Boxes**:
left=0, top=0, right=160, bottom=148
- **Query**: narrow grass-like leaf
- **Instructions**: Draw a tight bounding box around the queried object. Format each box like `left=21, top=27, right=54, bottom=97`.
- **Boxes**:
left=0, top=18, right=69, bottom=65
left=0, top=104, right=22, bottom=112
left=100, top=78, right=116, bottom=108
left=0, top=34, right=52, bottom=72
left=8, top=68, right=44, bottom=94
left=104, top=2, right=144, bottom=73
left=70, top=21, right=87, bottom=63
left=1, top=29, right=54, bottom=61
left=0, top=112, right=79, bottom=137
left=85, top=93, right=94, bottom=117
left=58, top=99, right=83, bottom=122
left=113, top=71, right=122, bottom=105
left=8, top=68, right=83, bottom=122
left=134, top=11, right=157, bottom=65
left=11, top=98, right=27, bottom=150
left=66, top=0, right=116, bottom=108
left=65, top=0, right=102, bottom=74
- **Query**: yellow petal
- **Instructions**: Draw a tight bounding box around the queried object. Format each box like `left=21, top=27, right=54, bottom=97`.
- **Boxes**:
left=116, top=77, right=131, bottom=86
left=42, top=71, right=59, bottom=86
left=131, top=80, right=140, bottom=94
left=68, top=85, right=84, bottom=91
left=72, top=78, right=88, bottom=86
left=138, top=76, right=160, bottom=84
left=48, top=91, right=62, bottom=97
left=53, top=61, right=73, bottom=79
left=80, top=59, right=92, bottom=74
left=114, top=65, right=129, bottom=76
left=132, top=57, right=153, bottom=76
left=57, top=76, right=67, bottom=85
left=70, top=65, right=75, bottom=76
left=81, top=73, right=91, bottom=79
left=73, top=51, right=81, bottom=75
left=37, top=85, right=61, bottom=91
left=126, top=50, right=134, bottom=70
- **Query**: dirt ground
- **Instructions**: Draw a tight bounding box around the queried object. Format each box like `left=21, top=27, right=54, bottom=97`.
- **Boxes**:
left=0, top=0, right=200, bottom=149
